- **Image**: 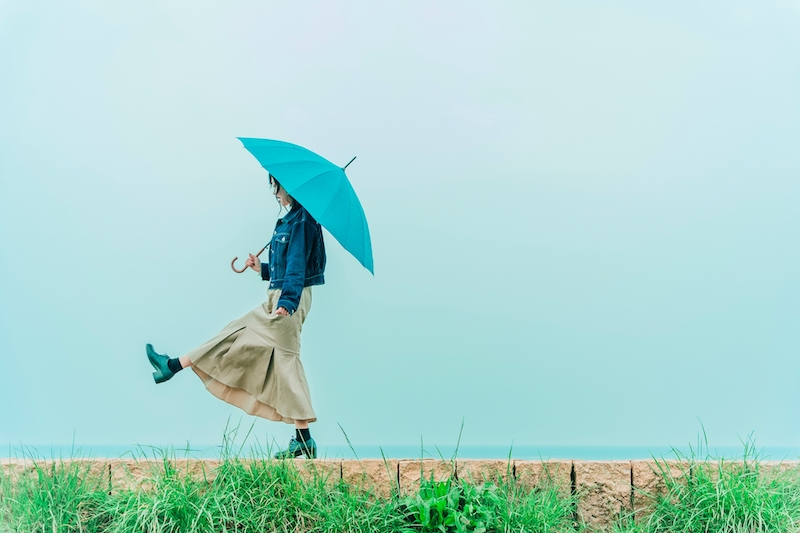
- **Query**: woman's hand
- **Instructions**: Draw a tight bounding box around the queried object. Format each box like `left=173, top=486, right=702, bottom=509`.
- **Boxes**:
left=246, top=253, right=261, bottom=273
left=275, top=307, right=290, bottom=316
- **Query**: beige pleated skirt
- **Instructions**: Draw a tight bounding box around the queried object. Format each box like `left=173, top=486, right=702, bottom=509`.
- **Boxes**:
left=186, top=287, right=315, bottom=424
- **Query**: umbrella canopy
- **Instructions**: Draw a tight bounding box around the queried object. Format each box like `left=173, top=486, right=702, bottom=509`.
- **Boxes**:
left=238, top=137, right=374, bottom=274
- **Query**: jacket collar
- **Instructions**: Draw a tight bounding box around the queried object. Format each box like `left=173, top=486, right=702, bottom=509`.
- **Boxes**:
left=278, top=205, right=304, bottom=224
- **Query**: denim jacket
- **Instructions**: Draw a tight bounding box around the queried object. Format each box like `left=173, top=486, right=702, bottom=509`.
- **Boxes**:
left=260, top=205, right=326, bottom=314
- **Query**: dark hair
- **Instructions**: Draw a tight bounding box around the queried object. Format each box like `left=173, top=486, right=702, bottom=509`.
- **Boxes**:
left=269, top=174, right=301, bottom=208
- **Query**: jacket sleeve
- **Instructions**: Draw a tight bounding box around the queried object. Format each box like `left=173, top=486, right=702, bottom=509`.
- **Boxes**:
left=260, top=262, right=270, bottom=281
left=277, top=220, right=314, bottom=314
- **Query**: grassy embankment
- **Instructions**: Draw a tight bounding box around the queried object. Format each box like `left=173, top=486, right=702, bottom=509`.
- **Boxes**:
left=2, top=437, right=800, bottom=532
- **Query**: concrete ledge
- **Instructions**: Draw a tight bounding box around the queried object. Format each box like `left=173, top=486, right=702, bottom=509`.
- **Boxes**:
left=292, top=458, right=342, bottom=488
left=1, top=458, right=111, bottom=489
left=631, top=460, right=688, bottom=517
left=109, top=459, right=166, bottom=493
left=574, top=461, right=632, bottom=528
left=761, top=460, right=800, bottom=478
left=398, top=459, right=455, bottom=494
left=342, top=459, right=397, bottom=497
left=514, top=459, right=572, bottom=497
left=456, top=459, right=511, bottom=484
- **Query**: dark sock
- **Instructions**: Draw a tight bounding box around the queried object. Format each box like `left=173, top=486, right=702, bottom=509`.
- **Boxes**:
left=296, top=428, right=311, bottom=442
left=167, top=358, right=183, bottom=374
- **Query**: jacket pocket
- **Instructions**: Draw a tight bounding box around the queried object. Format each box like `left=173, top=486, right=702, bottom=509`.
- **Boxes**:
left=270, top=232, right=291, bottom=280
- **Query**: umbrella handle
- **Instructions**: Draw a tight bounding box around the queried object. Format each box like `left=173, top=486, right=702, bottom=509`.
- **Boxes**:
left=230, top=245, right=268, bottom=274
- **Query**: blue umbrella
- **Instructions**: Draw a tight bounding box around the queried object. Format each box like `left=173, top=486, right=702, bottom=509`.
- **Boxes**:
left=238, top=137, right=374, bottom=274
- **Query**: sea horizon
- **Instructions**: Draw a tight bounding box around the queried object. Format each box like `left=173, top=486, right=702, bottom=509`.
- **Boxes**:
left=5, top=443, right=800, bottom=461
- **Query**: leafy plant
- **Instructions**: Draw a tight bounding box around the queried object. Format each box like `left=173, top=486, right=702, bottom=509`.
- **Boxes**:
left=399, top=473, right=499, bottom=533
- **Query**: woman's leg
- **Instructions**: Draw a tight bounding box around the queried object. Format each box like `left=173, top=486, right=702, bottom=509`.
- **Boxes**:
left=179, top=355, right=193, bottom=368
left=275, top=420, right=315, bottom=459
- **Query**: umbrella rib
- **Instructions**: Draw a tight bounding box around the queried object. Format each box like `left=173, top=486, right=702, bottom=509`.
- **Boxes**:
left=318, top=177, right=354, bottom=245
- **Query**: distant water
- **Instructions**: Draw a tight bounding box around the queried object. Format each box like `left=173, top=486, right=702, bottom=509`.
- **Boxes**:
left=5, top=444, right=800, bottom=461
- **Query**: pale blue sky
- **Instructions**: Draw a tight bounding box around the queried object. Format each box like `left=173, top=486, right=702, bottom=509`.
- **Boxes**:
left=1, top=1, right=799, bottom=455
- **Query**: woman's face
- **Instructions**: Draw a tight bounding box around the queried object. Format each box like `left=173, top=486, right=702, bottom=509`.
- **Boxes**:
left=271, top=180, right=291, bottom=207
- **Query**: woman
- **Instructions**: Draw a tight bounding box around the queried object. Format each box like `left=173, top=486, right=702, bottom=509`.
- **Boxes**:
left=145, top=174, right=326, bottom=459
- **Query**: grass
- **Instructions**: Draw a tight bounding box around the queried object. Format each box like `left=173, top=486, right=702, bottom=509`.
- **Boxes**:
left=3, top=433, right=800, bottom=533
left=0, top=437, right=579, bottom=533
left=0, top=456, right=109, bottom=533
left=613, top=435, right=800, bottom=533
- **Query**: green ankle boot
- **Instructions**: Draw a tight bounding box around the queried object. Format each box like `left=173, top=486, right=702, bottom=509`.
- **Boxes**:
left=274, top=437, right=317, bottom=459
left=146, top=344, right=174, bottom=384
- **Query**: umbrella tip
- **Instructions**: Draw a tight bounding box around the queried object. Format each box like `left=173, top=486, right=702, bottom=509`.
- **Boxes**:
left=342, top=156, right=357, bottom=170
